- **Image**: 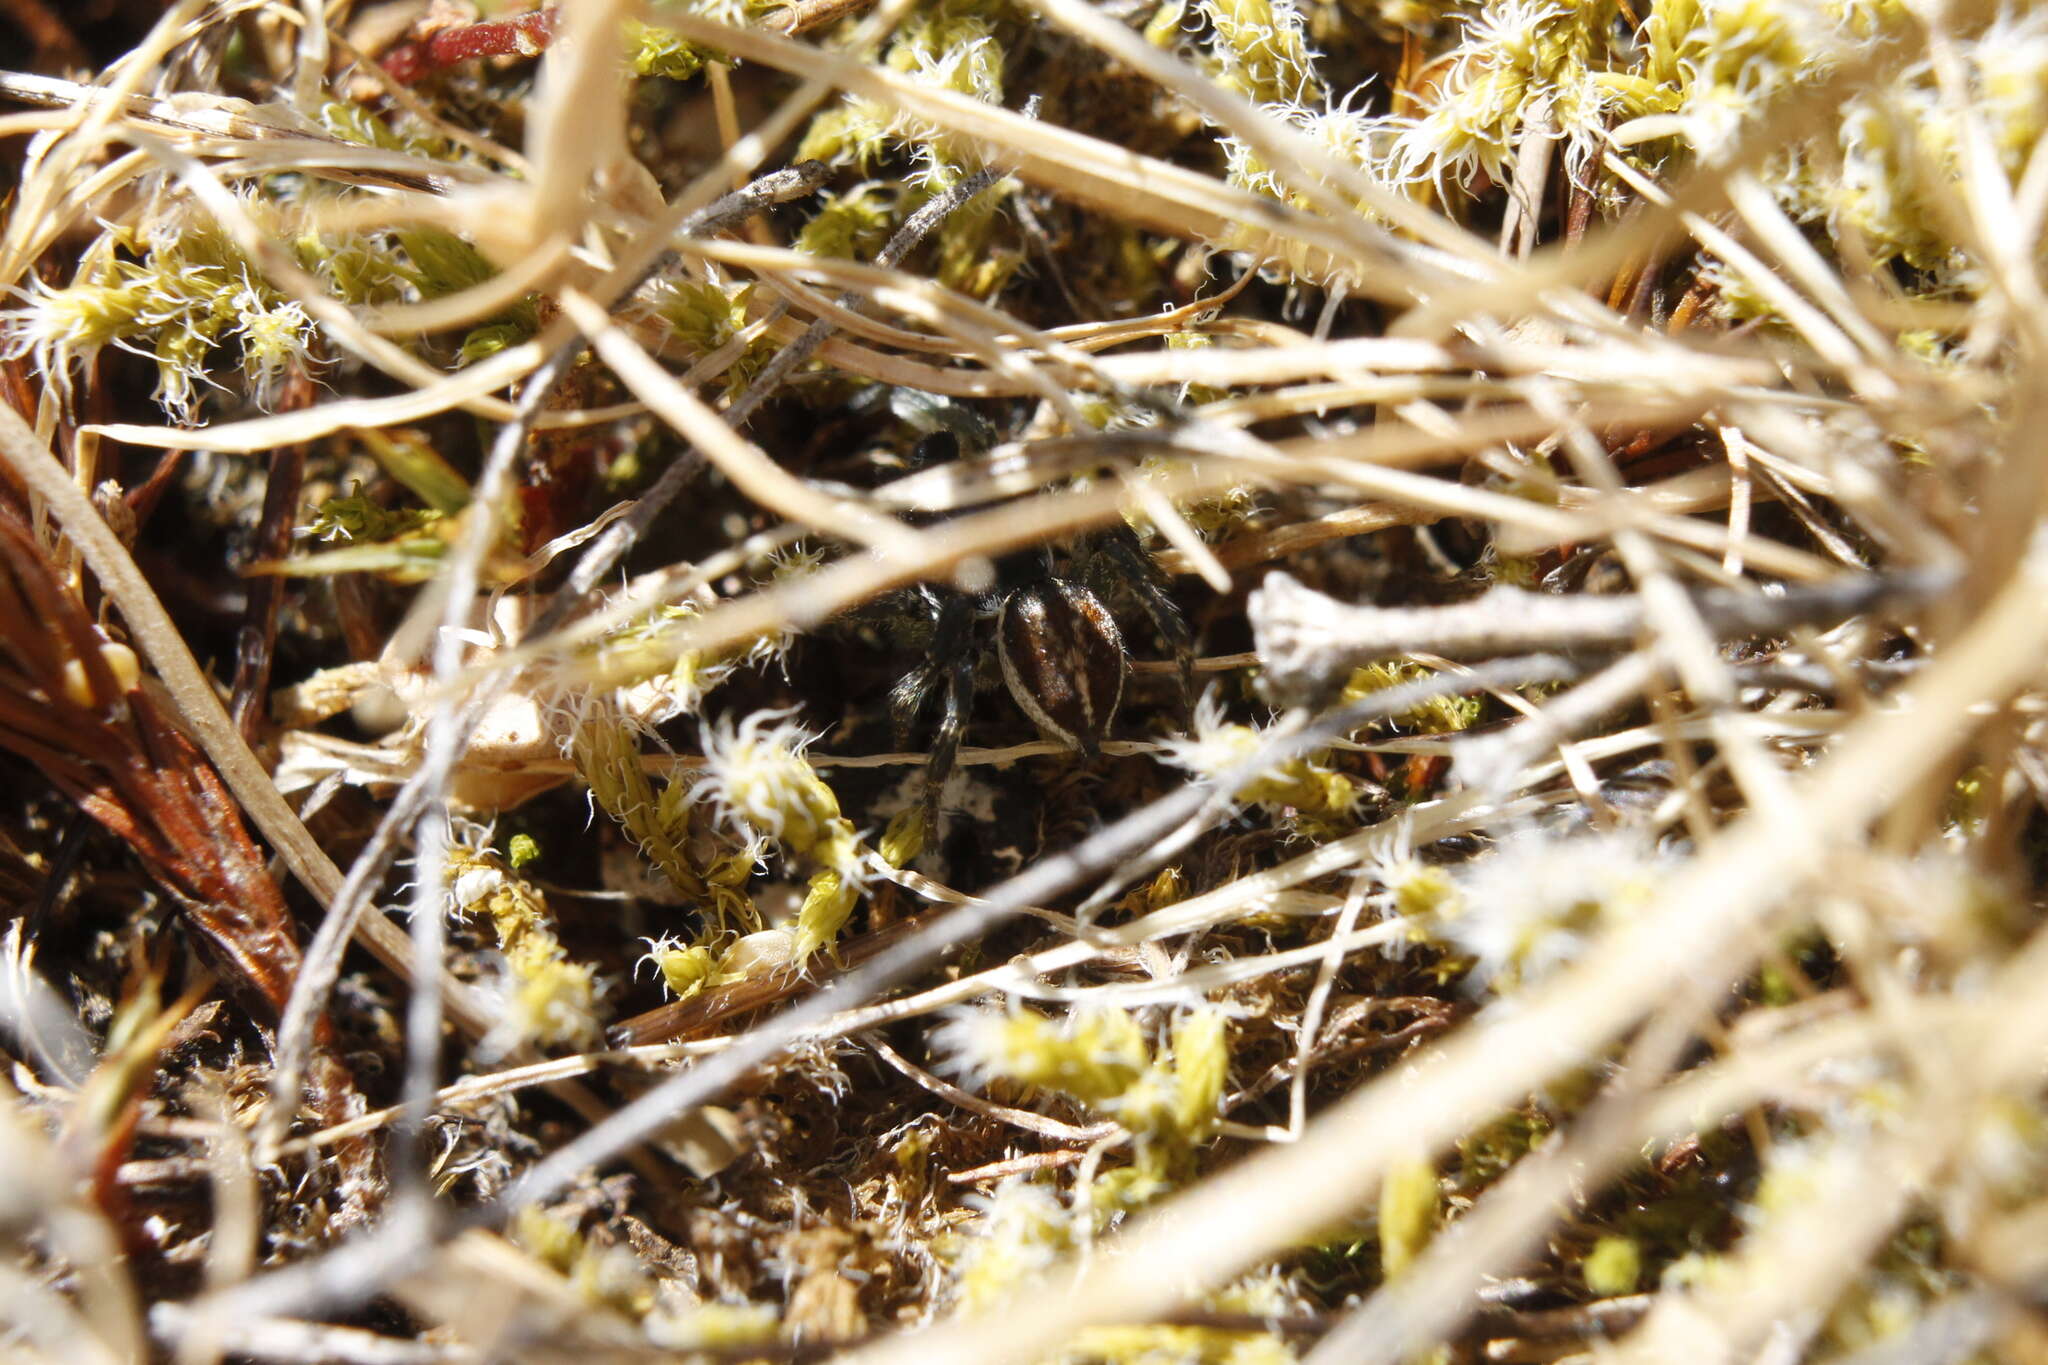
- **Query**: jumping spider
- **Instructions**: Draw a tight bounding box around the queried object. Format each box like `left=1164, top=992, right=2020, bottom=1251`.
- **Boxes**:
left=879, top=431, right=1195, bottom=825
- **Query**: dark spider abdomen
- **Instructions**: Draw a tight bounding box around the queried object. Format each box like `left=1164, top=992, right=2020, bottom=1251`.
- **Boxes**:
left=996, top=577, right=1126, bottom=756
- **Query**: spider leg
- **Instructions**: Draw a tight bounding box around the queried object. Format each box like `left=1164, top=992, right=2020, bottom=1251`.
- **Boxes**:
left=922, top=591, right=978, bottom=824
left=889, top=664, right=938, bottom=746
left=1097, top=524, right=1195, bottom=723
left=887, top=585, right=948, bottom=746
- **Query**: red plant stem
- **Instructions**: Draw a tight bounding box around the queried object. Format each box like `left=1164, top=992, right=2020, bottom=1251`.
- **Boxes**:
left=381, top=7, right=559, bottom=84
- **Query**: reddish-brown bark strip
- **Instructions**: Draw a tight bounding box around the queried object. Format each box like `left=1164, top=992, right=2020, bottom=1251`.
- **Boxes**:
left=0, top=499, right=378, bottom=1220
left=381, top=7, right=559, bottom=84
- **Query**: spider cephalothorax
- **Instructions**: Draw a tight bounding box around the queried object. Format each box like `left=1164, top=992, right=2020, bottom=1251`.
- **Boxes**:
left=886, top=514, right=1194, bottom=824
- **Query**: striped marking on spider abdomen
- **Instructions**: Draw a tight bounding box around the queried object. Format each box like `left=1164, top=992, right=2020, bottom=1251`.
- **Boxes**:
left=996, top=580, right=1127, bottom=755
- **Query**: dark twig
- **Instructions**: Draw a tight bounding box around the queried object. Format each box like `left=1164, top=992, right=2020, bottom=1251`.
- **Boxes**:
left=521, top=162, right=984, bottom=643
left=173, top=654, right=1576, bottom=1331
left=501, top=662, right=1570, bottom=1217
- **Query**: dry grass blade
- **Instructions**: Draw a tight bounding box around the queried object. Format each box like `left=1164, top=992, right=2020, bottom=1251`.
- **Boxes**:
left=7, top=1, right=2048, bottom=1362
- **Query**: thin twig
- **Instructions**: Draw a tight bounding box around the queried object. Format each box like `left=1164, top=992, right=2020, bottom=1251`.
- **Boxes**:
left=259, top=159, right=835, bottom=1153
left=1250, top=567, right=1952, bottom=707
left=836, top=530, right=2048, bottom=1365
left=869, top=1035, right=1119, bottom=1143
left=174, top=657, right=1574, bottom=1327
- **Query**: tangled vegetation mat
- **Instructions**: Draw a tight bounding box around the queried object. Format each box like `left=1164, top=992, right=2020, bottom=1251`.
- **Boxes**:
left=2, top=0, right=2046, bottom=1361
